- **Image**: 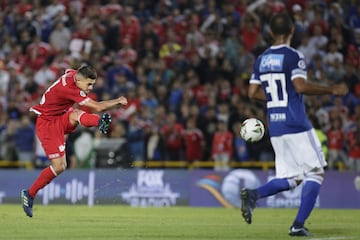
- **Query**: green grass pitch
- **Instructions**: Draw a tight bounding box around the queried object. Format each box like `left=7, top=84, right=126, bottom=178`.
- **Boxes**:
left=1, top=205, right=359, bottom=240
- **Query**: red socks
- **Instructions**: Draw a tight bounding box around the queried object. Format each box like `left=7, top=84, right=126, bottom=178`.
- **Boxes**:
left=29, top=166, right=57, bottom=198
left=79, top=112, right=100, bottom=127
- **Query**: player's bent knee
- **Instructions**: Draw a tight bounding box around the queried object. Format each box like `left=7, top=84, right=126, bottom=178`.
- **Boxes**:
left=51, top=164, right=66, bottom=175
left=288, top=178, right=302, bottom=189
left=305, top=171, right=324, bottom=185
left=51, top=158, right=67, bottom=175
left=70, top=109, right=84, bottom=122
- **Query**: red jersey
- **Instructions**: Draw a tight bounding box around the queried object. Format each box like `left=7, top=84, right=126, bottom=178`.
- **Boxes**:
left=161, top=123, right=184, bottom=149
left=211, top=131, right=233, bottom=156
left=30, top=69, right=90, bottom=119
left=240, top=26, right=260, bottom=52
left=118, top=48, right=137, bottom=70
left=192, top=84, right=208, bottom=106
left=182, top=128, right=204, bottom=161
left=347, top=130, right=360, bottom=158
left=327, top=129, right=344, bottom=150
left=120, top=16, right=140, bottom=45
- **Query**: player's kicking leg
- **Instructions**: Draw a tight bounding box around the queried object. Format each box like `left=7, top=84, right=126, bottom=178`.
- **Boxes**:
left=240, top=188, right=258, bottom=224
left=240, top=178, right=294, bottom=224
left=74, top=110, right=112, bottom=134
left=21, top=189, right=34, bottom=217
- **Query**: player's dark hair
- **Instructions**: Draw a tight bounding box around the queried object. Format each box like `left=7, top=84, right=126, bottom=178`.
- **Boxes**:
left=270, top=13, right=294, bottom=36
left=77, top=65, right=97, bottom=80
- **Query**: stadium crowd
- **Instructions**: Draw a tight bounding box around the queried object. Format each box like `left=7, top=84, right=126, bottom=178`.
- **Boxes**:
left=0, top=0, right=359, bottom=171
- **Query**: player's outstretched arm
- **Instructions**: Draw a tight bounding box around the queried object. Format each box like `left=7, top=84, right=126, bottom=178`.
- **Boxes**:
left=83, top=96, right=128, bottom=112
left=293, top=78, right=348, bottom=96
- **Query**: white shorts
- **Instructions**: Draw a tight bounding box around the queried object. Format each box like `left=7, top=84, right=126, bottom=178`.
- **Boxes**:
left=271, top=129, right=327, bottom=179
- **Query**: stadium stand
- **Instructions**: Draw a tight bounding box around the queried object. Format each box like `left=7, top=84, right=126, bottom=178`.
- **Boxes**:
left=0, top=0, right=359, bottom=171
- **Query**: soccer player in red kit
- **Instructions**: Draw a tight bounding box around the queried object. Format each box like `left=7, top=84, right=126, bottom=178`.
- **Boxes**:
left=21, top=65, right=128, bottom=217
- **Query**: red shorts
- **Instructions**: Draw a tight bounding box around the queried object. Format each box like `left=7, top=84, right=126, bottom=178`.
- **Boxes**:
left=36, top=111, right=77, bottom=160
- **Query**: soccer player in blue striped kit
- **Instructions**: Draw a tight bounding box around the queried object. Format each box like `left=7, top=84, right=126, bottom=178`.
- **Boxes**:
left=241, top=13, right=348, bottom=236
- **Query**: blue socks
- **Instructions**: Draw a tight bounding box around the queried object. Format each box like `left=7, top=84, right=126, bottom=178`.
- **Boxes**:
left=293, top=180, right=321, bottom=227
left=256, top=178, right=290, bottom=198
left=254, top=177, right=322, bottom=228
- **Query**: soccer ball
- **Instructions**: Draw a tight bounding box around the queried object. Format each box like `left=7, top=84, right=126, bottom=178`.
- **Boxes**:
left=240, top=118, right=265, bottom=142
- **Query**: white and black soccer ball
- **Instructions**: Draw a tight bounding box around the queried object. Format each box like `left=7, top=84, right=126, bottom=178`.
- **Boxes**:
left=240, top=118, right=265, bottom=143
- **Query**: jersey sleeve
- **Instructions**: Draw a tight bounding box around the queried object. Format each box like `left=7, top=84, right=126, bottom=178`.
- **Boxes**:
left=290, top=50, right=307, bottom=81
left=63, top=87, right=91, bottom=105
left=249, top=58, right=262, bottom=85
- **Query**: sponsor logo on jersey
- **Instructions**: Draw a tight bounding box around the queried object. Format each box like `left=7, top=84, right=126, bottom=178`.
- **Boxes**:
left=270, top=113, right=286, bottom=121
left=298, top=59, right=306, bottom=69
left=260, top=54, right=284, bottom=72
left=58, top=144, right=65, bottom=152
left=49, top=153, right=60, bottom=159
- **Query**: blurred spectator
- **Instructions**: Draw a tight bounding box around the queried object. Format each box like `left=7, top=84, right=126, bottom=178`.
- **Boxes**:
left=186, top=21, right=204, bottom=50
left=134, top=1, right=152, bottom=26
left=14, top=115, right=34, bottom=162
left=106, top=57, right=135, bottom=90
left=324, top=41, right=344, bottom=67
left=182, top=117, right=205, bottom=163
left=291, top=4, right=308, bottom=48
left=120, top=6, right=141, bottom=47
left=233, top=43, right=255, bottom=75
left=49, top=21, right=71, bottom=53
left=168, top=79, right=183, bottom=112
left=308, top=24, right=328, bottom=57
left=127, top=116, right=146, bottom=162
left=26, top=36, right=52, bottom=71
left=161, top=112, right=184, bottom=161
left=111, top=71, right=134, bottom=98
left=327, top=116, right=347, bottom=169
left=346, top=117, right=360, bottom=171
left=147, top=126, right=165, bottom=161
left=33, top=60, right=56, bottom=88
left=0, top=60, right=9, bottom=100
left=201, top=106, right=218, bottom=160
left=6, top=99, right=22, bottom=120
left=311, top=115, right=329, bottom=161
left=349, top=5, right=360, bottom=29
left=103, top=12, right=121, bottom=53
left=211, top=120, right=233, bottom=171
left=239, top=11, right=260, bottom=52
left=159, top=29, right=182, bottom=67
left=345, top=44, right=360, bottom=70
left=0, top=119, right=18, bottom=161
left=197, top=31, right=219, bottom=58
left=216, top=102, right=230, bottom=124
left=118, top=37, right=137, bottom=70
left=232, top=121, right=250, bottom=162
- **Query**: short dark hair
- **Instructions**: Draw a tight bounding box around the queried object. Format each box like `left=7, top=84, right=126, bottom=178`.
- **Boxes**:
left=270, top=13, right=294, bottom=36
left=77, top=65, right=97, bottom=80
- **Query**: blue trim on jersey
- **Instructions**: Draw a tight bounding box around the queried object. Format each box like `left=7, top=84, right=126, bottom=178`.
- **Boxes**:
left=251, top=45, right=312, bottom=137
